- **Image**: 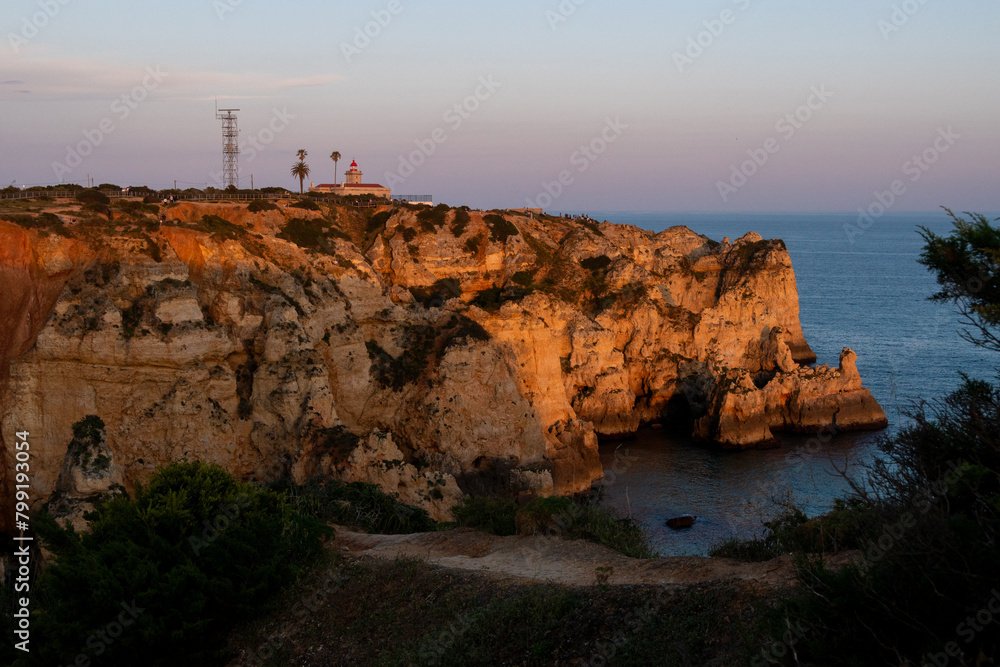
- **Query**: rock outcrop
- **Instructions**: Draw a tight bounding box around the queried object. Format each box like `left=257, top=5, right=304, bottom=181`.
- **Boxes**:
left=695, top=348, right=889, bottom=448
left=0, top=200, right=886, bottom=531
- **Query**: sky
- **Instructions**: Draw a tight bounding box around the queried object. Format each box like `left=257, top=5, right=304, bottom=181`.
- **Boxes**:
left=1, top=0, right=998, bottom=212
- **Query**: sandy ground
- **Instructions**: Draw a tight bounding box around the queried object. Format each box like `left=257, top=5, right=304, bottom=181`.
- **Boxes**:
left=333, top=527, right=857, bottom=589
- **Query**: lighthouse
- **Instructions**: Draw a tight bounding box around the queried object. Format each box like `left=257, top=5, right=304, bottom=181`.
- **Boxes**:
left=345, top=160, right=363, bottom=185
left=309, top=158, right=391, bottom=200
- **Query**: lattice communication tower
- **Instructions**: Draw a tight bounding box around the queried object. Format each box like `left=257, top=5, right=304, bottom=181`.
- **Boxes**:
left=216, top=106, right=240, bottom=189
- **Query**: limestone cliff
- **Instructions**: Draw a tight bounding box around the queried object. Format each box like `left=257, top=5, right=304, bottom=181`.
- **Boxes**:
left=0, top=199, right=886, bottom=529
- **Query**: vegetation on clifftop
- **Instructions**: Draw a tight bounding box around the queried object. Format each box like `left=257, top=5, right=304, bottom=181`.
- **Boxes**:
left=708, top=211, right=1000, bottom=666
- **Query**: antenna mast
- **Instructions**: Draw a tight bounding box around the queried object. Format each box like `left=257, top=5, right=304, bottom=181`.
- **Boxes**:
left=215, top=103, right=240, bottom=189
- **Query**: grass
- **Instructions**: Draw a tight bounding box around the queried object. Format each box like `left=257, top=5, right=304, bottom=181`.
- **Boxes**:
left=707, top=499, right=880, bottom=562
left=453, top=495, right=656, bottom=559
left=271, top=477, right=438, bottom=535
left=226, top=553, right=781, bottom=667
left=453, top=496, right=519, bottom=535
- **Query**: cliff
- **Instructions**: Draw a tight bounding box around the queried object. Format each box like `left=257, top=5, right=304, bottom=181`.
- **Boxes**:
left=0, top=199, right=887, bottom=528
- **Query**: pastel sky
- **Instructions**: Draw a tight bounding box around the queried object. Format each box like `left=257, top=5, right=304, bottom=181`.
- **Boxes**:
left=1, top=0, right=997, bottom=212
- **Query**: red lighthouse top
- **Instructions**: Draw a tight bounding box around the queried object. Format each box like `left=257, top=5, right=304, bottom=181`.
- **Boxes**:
left=349, top=160, right=359, bottom=170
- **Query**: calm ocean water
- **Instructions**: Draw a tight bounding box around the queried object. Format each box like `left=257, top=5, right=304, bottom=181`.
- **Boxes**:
left=585, top=211, right=999, bottom=556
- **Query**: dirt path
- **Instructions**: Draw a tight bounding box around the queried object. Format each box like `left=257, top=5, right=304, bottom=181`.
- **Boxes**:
left=334, top=527, right=853, bottom=588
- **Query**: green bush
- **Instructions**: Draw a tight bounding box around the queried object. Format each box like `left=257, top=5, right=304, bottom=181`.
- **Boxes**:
left=64, top=415, right=109, bottom=472
left=464, top=233, right=486, bottom=254
left=417, top=204, right=450, bottom=232
left=2, top=212, right=73, bottom=237
left=516, top=496, right=656, bottom=559
left=365, top=325, right=437, bottom=390
left=453, top=496, right=519, bottom=536
left=751, top=378, right=1000, bottom=665
left=191, top=214, right=243, bottom=242
left=580, top=255, right=612, bottom=273
left=441, top=315, right=491, bottom=351
left=290, top=199, right=321, bottom=211
left=76, top=189, right=110, bottom=206
left=409, top=278, right=462, bottom=309
left=453, top=495, right=655, bottom=558
left=247, top=200, right=278, bottom=213
left=278, top=217, right=326, bottom=250
left=470, top=285, right=533, bottom=311
left=485, top=214, right=519, bottom=243
left=273, top=477, right=437, bottom=534
left=28, top=461, right=331, bottom=667
left=510, top=270, right=536, bottom=287
left=451, top=207, right=471, bottom=236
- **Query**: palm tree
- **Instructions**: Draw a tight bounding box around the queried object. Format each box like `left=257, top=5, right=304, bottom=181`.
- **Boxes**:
left=290, top=159, right=310, bottom=194
left=297, top=149, right=308, bottom=162
left=330, top=151, right=341, bottom=185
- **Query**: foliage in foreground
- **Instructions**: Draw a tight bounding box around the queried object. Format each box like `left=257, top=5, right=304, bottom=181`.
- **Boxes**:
left=453, top=494, right=655, bottom=559
left=270, top=477, right=438, bottom=535
left=15, top=461, right=331, bottom=667
left=781, top=378, right=1000, bottom=665
left=228, top=552, right=779, bottom=666
left=717, top=210, right=1000, bottom=665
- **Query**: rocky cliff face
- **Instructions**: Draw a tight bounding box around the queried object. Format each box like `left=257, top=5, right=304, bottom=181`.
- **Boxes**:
left=0, top=200, right=886, bottom=528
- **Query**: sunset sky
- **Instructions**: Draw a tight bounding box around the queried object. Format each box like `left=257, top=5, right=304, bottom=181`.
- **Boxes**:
left=1, top=0, right=997, bottom=212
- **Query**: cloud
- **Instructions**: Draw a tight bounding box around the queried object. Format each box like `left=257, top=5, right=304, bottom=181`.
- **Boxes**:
left=276, top=75, right=339, bottom=89
left=0, top=58, right=341, bottom=101
left=1, top=80, right=25, bottom=85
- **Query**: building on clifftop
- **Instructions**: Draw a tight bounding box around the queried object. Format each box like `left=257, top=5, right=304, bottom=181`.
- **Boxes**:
left=309, top=159, right=391, bottom=199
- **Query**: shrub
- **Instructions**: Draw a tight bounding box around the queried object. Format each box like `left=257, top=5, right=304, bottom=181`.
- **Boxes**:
left=191, top=214, right=243, bottom=242
left=290, top=199, right=321, bottom=211
left=485, top=214, right=519, bottom=243
left=451, top=207, right=471, bottom=236
left=247, top=200, right=278, bottom=213
left=747, top=378, right=1000, bottom=665
left=278, top=217, right=326, bottom=251
left=2, top=212, right=73, bottom=237
left=416, top=204, right=450, bottom=232
left=515, top=496, right=656, bottom=559
left=76, top=189, right=110, bottom=206
left=580, top=255, right=612, bottom=273
left=441, top=315, right=491, bottom=351
left=470, top=285, right=533, bottom=311
left=453, top=495, right=655, bottom=558
left=409, top=278, right=462, bottom=309
left=510, top=270, right=536, bottom=287
left=365, top=325, right=437, bottom=391
left=594, top=282, right=649, bottom=314
left=453, top=496, right=518, bottom=536
left=464, top=233, right=486, bottom=254
left=273, top=477, right=437, bottom=534
left=64, top=415, right=109, bottom=472
left=30, top=461, right=330, bottom=666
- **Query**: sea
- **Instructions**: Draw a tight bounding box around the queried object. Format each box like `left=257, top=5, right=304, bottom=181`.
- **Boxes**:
left=582, top=211, right=999, bottom=556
